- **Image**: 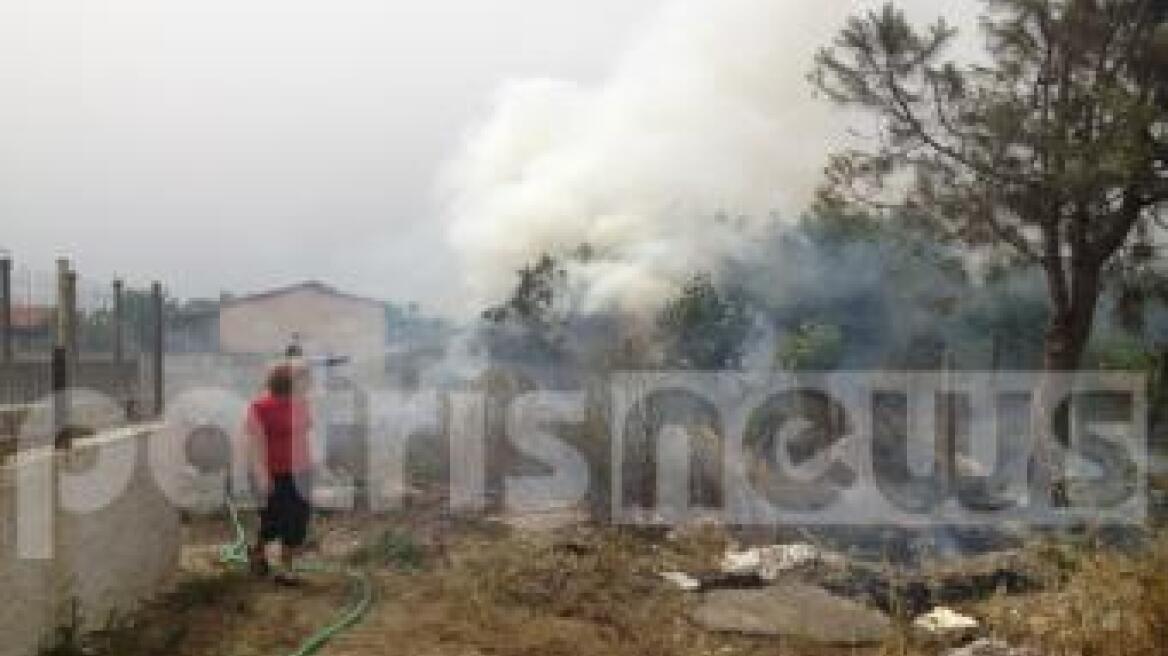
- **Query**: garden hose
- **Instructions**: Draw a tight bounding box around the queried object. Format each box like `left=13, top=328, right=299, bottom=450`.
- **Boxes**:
left=219, top=495, right=374, bottom=656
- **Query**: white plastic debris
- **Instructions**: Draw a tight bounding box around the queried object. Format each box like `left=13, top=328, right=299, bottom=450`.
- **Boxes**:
left=721, top=549, right=764, bottom=575
left=720, top=543, right=832, bottom=581
left=659, top=571, right=702, bottom=591
left=914, top=606, right=980, bottom=636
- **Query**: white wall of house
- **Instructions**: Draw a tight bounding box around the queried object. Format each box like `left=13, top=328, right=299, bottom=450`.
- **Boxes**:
left=219, top=285, right=387, bottom=358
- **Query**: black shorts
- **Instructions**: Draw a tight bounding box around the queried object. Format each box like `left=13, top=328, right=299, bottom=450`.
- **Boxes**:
left=259, top=473, right=312, bottom=548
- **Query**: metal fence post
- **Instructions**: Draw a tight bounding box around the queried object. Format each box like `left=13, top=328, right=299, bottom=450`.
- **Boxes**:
left=64, top=268, right=77, bottom=377
left=151, top=281, right=164, bottom=417
left=1, top=254, right=11, bottom=362
left=55, top=258, right=70, bottom=352
left=112, top=278, right=124, bottom=365
left=52, top=346, right=69, bottom=448
left=54, top=259, right=73, bottom=441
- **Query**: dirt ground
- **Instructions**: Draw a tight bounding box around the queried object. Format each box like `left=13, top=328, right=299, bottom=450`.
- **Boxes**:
left=71, top=495, right=892, bottom=656
left=63, top=487, right=1168, bottom=656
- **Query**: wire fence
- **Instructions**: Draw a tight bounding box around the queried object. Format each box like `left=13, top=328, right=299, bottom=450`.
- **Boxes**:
left=1, top=256, right=164, bottom=425
left=5, top=264, right=159, bottom=356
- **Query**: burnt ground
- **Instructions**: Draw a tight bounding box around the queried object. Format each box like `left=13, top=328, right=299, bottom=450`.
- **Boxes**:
left=74, top=496, right=889, bottom=656
left=60, top=483, right=1168, bottom=656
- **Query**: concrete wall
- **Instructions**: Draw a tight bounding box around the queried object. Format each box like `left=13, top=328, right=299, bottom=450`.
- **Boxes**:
left=0, top=426, right=180, bottom=656
left=219, top=287, right=387, bottom=358
left=0, top=400, right=132, bottom=453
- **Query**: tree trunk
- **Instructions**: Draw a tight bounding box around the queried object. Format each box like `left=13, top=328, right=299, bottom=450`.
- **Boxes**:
left=1032, top=261, right=1101, bottom=507
left=1042, top=312, right=1091, bottom=372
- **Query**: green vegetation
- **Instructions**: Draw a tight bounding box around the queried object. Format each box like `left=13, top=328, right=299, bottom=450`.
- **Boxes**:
left=482, top=253, right=570, bottom=357
left=348, top=529, right=426, bottom=571
left=775, top=321, right=845, bottom=371
left=657, top=274, right=752, bottom=370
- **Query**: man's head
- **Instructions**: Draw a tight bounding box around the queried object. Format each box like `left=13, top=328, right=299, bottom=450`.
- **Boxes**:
left=267, top=364, right=296, bottom=397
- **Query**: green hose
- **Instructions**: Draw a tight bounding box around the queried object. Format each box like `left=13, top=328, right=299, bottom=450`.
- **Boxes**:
left=219, top=496, right=374, bottom=656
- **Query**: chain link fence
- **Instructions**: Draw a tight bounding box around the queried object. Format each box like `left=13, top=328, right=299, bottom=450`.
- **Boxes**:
left=1, top=256, right=165, bottom=448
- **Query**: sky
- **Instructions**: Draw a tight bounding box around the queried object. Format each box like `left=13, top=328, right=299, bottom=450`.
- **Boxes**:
left=0, top=0, right=979, bottom=315
left=0, top=0, right=665, bottom=309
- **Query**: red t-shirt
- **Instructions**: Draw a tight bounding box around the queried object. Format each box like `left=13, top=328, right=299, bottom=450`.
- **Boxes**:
left=248, top=394, right=312, bottom=475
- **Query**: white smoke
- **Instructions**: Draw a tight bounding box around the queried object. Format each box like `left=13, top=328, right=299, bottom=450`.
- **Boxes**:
left=441, top=0, right=971, bottom=316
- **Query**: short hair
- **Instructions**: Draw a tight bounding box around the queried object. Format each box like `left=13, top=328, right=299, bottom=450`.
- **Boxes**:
left=267, top=364, right=295, bottom=397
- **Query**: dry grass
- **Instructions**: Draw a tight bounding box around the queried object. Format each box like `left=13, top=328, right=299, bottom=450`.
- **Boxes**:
left=68, top=570, right=353, bottom=656
left=973, top=531, right=1168, bottom=656
left=55, top=508, right=1168, bottom=656
left=335, top=523, right=877, bottom=656
left=348, top=526, right=731, bottom=656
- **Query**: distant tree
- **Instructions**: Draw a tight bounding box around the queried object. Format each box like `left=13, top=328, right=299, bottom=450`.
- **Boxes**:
left=386, top=301, right=448, bottom=346
left=482, top=254, right=568, bottom=355
left=735, top=206, right=972, bottom=369
left=812, top=0, right=1168, bottom=372
left=658, top=274, right=751, bottom=369
left=775, top=321, right=845, bottom=371
left=798, top=205, right=887, bottom=246
left=954, top=273, right=1051, bottom=367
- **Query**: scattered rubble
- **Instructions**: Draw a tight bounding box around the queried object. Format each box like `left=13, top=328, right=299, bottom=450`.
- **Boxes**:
left=719, top=543, right=842, bottom=580
left=914, top=606, right=980, bottom=642
left=690, top=581, right=892, bottom=645
left=817, top=549, right=1039, bottom=616
left=659, top=571, right=702, bottom=591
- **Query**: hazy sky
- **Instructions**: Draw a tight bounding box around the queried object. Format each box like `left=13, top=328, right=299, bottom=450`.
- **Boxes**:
left=0, top=0, right=978, bottom=315
left=0, top=0, right=664, bottom=309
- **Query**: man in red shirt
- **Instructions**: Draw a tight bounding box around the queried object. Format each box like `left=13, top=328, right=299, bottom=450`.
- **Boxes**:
left=246, top=362, right=313, bottom=578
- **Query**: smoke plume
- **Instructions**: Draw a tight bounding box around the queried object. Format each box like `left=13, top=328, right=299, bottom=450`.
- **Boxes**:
left=440, top=0, right=901, bottom=315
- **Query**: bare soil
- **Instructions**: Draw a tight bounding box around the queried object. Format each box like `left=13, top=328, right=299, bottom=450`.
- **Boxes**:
left=71, top=490, right=1168, bottom=656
